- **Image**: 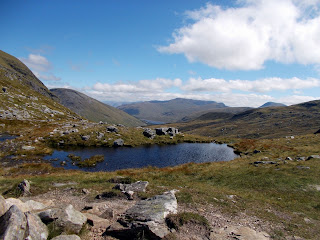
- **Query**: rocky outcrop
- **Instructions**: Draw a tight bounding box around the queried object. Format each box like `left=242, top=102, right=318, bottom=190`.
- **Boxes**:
left=18, top=179, right=31, bottom=196
left=114, top=181, right=149, bottom=200
left=25, top=212, right=49, bottom=240
left=143, top=128, right=156, bottom=139
left=107, top=126, right=119, bottom=133
left=0, top=195, right=7, bottom=217
left=38, top=204, right=87, bottom=234
left=104, top=190, right=178, bottom=239
left=155, top=127, right=179, bottom=137
left=0, top=205, right=27, bottom=240
left=113, top=138, right=124, bottom=147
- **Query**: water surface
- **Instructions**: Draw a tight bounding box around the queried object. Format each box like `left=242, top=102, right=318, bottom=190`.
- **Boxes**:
left=44, top=143, right=237, bottom=172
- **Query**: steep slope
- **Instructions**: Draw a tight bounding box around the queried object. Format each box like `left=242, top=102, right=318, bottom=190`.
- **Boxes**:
left=259, top=102, right=286, bottom=108
left=0, top=50, right=79, bottom=121
left=51, top=88, right=145, bottom=127
left=178, top=100, right=320, bottom=138
left=118, top=98, right=227, bottom=123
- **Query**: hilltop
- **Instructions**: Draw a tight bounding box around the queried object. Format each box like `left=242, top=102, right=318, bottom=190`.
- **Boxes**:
left=259, top=102, right=286, bottom=108
left=51, top=88, right=145, bottom=127
left=118, top=98, right=227, bottom=123
left=0, top=50, right=79, bottom=121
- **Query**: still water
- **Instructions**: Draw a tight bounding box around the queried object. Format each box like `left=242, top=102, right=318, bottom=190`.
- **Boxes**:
left=44, top=143, right=237, bottom=172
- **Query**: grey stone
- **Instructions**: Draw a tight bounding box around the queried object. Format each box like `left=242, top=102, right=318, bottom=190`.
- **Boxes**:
left=104, top=190, right=178, bottom=239
left=155, top=127, right=168, bottom=136
left=296, top=157, right=306, bottom=161
left=0, top=205, right=27, bottom=240
left=114, top=181, right=149, bottom=193
left=38, top=204, right=87, bottom=234
left=253, top=161, right=278, bottom=165
left=6, top=199, right=47, bottom=213
left=51, top=235, right=81, bottom=240
left=81, top=135, right=90, bottom=141
left=297, top=166, right=310, bottom=170
left=143, top=128, right=156, bottom=139
left=307, top=155, right=320, bottom=160
left=82, top=202, right=114, bottom=219
left=18, top=179, right=31, bottom=196
left=286, top=157, right=293, bottom=161
left=22, top=146, right=35, bottom=151
left=97, top=132, right=104, bottom=139
left=107, top=126, right=119, bottom=133
left=25, top=212, right=48, bottom=240
left=0, top=195, right=7, bottom=217
left=84, top=213, right=110, bottom=229
left=113, top=138, right=124, bottom=147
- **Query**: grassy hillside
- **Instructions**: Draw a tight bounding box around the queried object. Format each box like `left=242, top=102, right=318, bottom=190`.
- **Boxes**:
left=51, top=88, right=145, bottom=127
left=0, top=50, right=79, bottom=121
left=118, top=98, right=227, bottom=123
left=177, top=100, right=320, bottom=138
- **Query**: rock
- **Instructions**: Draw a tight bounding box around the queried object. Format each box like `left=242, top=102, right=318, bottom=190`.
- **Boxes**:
left=82, top=188, right=90, bottom=194
left=0, top=205, right=27, bottom=240
left=143, top=128, right=156, bottom=139
left=22, top=145, right=35, bottom=151
left=314, top=129, right=320, bottom=134
left=210, top=226, right=270, bottom=240
left=81, top=135, right=90, bottom=141
left=18, top=179, right=31, bottom=196
left=51, top=235, right=81, bottom=240
left=167, top=127, right=178, bottom=137
left=38, top=204, right=87, bottom=234
left=84, top=212, right=110, bottom=229
left=2, top=87, right=7, bottom=93
left=155, top=127, right=168, bottom=136
left=253, top=150, right=261, bottom=154
left=97, top=132, right=104, bottom=139
left=107, top=126, right=119, bottom=133
left=286, top=157, right=293, bottom=161
left=25, top=212, right=48, bottom=240
left=253, top=161, right=277, bottom=165
left=114, top=181, right=148, bottom=199
left=114, top=181, right=149, bottom=193
left=113, top=138, right=124, bottom=147
left=296, top=157, right=306, bottom=161
left=104, top=190, right=178, bottom=239
left=0, top=195, right=7, bottom=217
left=307, top=155, right=320, bottom=160
left=297, top=166, right=310, bottom=170
left=82, top=202, right=114, bottom=219
left=6, top=199, right=47, bottom=213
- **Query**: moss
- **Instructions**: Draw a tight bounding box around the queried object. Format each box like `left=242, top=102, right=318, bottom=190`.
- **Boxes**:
left=76, top=155, right=104, bottom=168
left=166, top=212, right=210, bottom=231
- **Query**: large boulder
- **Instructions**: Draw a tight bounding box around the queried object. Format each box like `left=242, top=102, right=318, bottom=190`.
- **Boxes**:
left=107, top=126, right=119, bottom=133
left=51, top=235, right=81, bottom=240
left=0, top=205, right=27, bottom=240
left=104, top=190, right=178, bottom=239
left=0, top=195, right=7, bottom=217
left=113, top=139, right=124, bottom=147
left=6, top=199, right=47, bottom=213
left=143, top=128, right=156, bottom=139
left=25, top=212, right=48, bottom=240
left=155, top=128, right=169, bottom=136
left=38, top=204, right=87, bottom=234
left=18, top=179, right=30, bottom=196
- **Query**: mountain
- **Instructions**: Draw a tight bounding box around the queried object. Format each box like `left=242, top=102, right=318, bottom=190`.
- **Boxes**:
left=259, top=102, right=286, bottom=108
left=177, top=100, right=320, bottom=138
left=51, top=88, right=145, bottom=127
left=118, top=98, right=227, bottom=123
left=0, top=50, right=78, bottom=121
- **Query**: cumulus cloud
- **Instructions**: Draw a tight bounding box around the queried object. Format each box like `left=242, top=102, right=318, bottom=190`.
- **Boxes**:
left=92, top=78, right=182, bottom=93
left=159, top=0, right=320, bottom=70
left=20, top=54, right=61, bottom=81
left=182, top=77, right=320, bottom=92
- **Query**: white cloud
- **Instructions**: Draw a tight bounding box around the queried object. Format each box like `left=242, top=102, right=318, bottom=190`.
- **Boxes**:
left=92, top=78, right=182, bottom=93
left=278, top=95, right=319, bottom=105
left=182, top=77, right=320, bottom=92
left=20, top=54, right=61, bottom=81
left=159, top=0, right=320, bottom=70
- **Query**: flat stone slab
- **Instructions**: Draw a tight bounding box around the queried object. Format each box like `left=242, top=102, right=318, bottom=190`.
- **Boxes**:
left=105, top=190, right=177, bottom=239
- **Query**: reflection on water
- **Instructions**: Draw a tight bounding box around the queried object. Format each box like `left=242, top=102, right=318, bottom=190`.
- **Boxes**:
left=44, top=143, right=238, bottom=172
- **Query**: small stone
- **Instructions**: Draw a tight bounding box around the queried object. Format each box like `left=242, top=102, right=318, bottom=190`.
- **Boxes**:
left=113, top=139, right=124, bottom=147
left=82, top=188, right=90, bottom=194
left=18, top=179, right=30, bottom=196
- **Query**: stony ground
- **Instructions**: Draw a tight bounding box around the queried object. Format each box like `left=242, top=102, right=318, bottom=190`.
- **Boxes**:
left=20, top=185, right=273, bottom=240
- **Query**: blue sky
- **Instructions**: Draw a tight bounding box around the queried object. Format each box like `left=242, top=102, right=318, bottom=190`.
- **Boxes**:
left=1, top=0, right=320, bottom=107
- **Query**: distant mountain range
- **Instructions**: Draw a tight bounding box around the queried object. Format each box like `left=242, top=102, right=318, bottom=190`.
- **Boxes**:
left=51, top=88, right=145, bottom=127
left=118, top=98, right=231, bottom=123
left=177, top=100, right=320, bottom=138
